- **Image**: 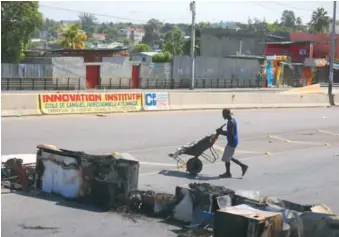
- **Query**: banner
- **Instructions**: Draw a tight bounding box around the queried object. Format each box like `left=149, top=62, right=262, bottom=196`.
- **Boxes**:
left=143, top=92, right=170, bottom=111
left=39, top=93, right=142, bottom=114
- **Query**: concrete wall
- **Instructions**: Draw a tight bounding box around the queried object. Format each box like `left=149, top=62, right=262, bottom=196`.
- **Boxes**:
left=100, top=56, right=133, bottom=88
left=172, top=56, right=261, bottom=84
left=1, top=91, right=331, bottom=117
left=1, top=64, right=53, bottom=78
left=52, top=57, right=85, bottom=89
left=200, top=28, right=266, bottom=57
left=139, top=63, right=172, bottom=88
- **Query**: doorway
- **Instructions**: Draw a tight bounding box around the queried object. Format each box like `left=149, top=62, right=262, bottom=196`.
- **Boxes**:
left=86, top=65, right=100, bottom=89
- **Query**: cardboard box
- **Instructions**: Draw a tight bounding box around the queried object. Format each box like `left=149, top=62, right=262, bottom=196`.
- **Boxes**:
left=214, top=204, right=283, bottom=237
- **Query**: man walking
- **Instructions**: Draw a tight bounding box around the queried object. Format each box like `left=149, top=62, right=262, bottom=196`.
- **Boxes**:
left=216, top=108, right=248, bottom=178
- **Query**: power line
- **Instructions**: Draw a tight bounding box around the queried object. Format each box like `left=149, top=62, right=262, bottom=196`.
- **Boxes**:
left=271, top=2, right=314, bottom=12
left=252, top=2, right=282, bottom=13
left=39, top=4, right=147, bottom=23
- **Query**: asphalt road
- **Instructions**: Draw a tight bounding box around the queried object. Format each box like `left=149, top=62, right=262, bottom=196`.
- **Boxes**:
left=2, top=108, right=339, bottom=237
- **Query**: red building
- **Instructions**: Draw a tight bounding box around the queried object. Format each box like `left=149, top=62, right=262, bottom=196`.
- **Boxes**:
left=49, top=48, right=128, bottom=89
left=289, top=32, right=339, bottom=60
left=264, top=41, right=314, bottom=63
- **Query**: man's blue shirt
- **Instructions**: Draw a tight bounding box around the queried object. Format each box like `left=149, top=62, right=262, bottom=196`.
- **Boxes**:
left=226, top=118, right=238, bottom=148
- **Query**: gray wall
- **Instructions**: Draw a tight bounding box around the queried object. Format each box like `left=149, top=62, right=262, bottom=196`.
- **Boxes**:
left=139, top=63, right=172, bottom=88
left=200, top=28, right=266, bottom=57
left=173, top=56, right=261, bottom=82
left=1, top=64, right=53, bottom=78
left=52, top=57, right=85, bottom=89
left=101, top=56, right=133, bottom=88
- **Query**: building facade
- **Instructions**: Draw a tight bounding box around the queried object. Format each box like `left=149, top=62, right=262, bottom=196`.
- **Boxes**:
left=118, top=27, right=145, bottom=44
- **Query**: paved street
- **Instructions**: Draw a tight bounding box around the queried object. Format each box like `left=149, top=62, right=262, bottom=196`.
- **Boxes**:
left=2, top=107, right=339, bottom=237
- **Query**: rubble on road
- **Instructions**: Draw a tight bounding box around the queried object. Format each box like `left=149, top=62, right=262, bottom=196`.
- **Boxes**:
left=2, top=146, right=339, bottom=237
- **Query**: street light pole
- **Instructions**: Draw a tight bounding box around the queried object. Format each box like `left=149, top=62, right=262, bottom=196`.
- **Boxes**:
left=329, top=1, right=336, bottom=105
left=190, top=1, right=196, bottom=90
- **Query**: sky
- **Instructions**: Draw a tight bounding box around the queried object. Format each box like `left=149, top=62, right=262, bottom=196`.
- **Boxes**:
left=39, top=1, right=338, bottom=25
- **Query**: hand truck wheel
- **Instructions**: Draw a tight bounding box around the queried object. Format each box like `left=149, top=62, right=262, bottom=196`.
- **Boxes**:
left=186, top=157, right=203, bottom=175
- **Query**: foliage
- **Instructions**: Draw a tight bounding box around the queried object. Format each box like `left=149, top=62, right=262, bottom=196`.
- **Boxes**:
left=123, top=39, right=131, bottom=46
left=309, top=7, right=330, bottom=33
left=152, top=51, right=173, bottom=63
left=1, top=1, right=43, bottom=63
left=60, top=24, right=87, bottom=49
left=97, top=23, right=118, bottom=41
left=142, top=18, right=162, bottom=45
left=133, top=43, right=152, bottom=53
left=163, top=26, right=185, bottom=56
left=78, top=13, right=97, bottom=38
left=280, top=10, right=296, bottom=28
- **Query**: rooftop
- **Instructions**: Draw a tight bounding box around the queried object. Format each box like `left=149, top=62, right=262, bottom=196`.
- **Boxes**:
left=264, top=40, right=315, bottom=45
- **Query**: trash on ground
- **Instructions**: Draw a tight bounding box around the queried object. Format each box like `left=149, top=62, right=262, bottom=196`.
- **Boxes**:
left=2, top=147, right=339, bottom=237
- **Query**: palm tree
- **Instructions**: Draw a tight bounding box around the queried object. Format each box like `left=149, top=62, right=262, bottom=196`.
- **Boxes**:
left=309, top=7, right=330, bottom=33
left=60, top=24, right=87, bottom=49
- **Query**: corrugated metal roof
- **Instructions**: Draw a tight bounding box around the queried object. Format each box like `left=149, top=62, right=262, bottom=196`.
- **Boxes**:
left=138, top=52, right=159, bottom=57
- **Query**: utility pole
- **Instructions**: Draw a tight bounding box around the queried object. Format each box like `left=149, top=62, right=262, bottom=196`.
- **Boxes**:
left=329, top=1, right=336, bottom=106
left=190, top=1, right=196, bottom=90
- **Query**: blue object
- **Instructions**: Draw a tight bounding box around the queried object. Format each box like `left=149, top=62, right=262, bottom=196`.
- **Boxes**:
left=145, top=92, right=157, bottom=107
left=226, top=118, right=238, bottom=147
left=188, top=208, right=214, bottom=229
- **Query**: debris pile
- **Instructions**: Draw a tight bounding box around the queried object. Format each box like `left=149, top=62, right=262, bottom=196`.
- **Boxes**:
left=2, top=146, right=339, bottom=237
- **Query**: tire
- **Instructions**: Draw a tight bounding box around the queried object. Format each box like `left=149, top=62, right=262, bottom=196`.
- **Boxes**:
left=186, top=158, right=203, bottom=175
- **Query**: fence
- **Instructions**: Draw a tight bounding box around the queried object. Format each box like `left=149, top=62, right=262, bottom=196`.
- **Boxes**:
left=2, top=77, right=293, bottom=91
left=1, top=64, right=53, bottom=78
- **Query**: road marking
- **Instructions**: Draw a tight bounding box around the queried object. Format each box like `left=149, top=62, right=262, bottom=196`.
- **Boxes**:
left=1, top=154, right=36, bottom=164
left=1, top=153, right=178, bottom=168
left=139, top=145, right=333, bottom=176
left=318, top=130, right=339, bottom=137
left=139, top=162, right=177, bottom=167
left=268, top=135, right=330, bottom=146
left=123, top=132, right=303, bottom=154
left=213, top=145, right=264, bottom=154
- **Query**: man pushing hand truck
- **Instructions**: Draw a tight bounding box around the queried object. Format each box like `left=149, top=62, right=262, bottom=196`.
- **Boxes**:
left=216, top=108, right=248, bottom=178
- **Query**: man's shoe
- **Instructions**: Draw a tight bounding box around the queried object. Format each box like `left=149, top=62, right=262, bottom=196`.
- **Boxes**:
left=241, top=165, right=248, bottom=177
left=219, top=173, right=232, bottom=178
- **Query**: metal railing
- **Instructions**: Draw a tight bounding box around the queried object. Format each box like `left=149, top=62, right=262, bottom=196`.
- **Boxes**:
left=1, top=77, right=304, bottom=91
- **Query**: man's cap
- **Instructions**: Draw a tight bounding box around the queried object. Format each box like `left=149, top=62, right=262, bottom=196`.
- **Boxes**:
left=222, top=108, right=233, bottom=115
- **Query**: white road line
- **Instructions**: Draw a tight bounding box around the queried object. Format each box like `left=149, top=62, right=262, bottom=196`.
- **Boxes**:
left=268, top=135, right=330, bottom=146
left=139, top=145, right=333, bottom=176
left=1, top=153, right=178, bottom=168
left=139, top=162, right=177, bottom=167
left=213, top=145, right=264, bottom=154
left=318, top=130, right=339, bottom=137
left=1, top=154, right=36, bottom=164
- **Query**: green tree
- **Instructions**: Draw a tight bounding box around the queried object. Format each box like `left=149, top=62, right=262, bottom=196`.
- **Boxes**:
left=60, top=24, right=87, bottom=49
left=163, top=26, right=185, bottom=56
left=97, top=23, right=118, bottom=40
left=309, top=7, right=330, bottom=33
left=123, top=39, right=131, bottom=46
left=78, top=13, right=96, bottom=38
left=132, top=43, right=152, bottom=52
left=152, top=51, right=173, bottom=63
left=142, top=18, right=162, bottom=45
left=280, top=10, right=296, bottom=28
left=1, top=1, right=43, bottom=62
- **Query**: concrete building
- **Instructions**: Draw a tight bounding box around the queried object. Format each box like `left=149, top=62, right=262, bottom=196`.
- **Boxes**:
left=200, top=28, right=290, bottom=58
left=118, top=27, right=145, bottom=44
left=131, top=52, right=158, bottom=63
left=200, top=28, right=268, bottom=57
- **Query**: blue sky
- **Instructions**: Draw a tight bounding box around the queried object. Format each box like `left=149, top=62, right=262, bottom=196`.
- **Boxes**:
left=39, top=1, right=338, bottom=24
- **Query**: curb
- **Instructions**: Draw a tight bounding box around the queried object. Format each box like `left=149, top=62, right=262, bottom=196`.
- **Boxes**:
left=1, top=105, right=332, bottom=118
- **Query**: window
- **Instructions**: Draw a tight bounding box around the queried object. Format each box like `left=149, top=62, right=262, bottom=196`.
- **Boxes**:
left=299, top=49, right=307, bottom=55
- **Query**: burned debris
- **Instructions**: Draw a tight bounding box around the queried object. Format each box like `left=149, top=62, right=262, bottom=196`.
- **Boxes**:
left=2, top=145, right=339, bottom=237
